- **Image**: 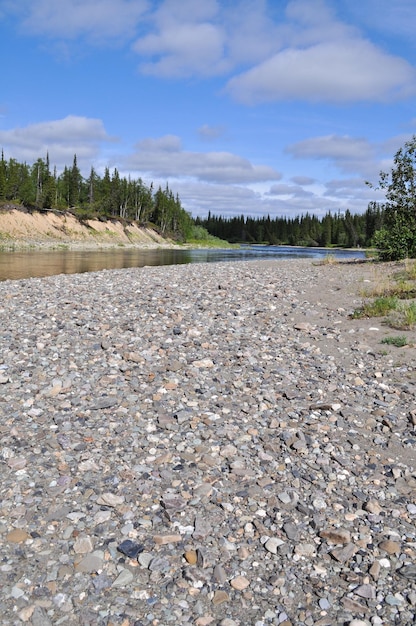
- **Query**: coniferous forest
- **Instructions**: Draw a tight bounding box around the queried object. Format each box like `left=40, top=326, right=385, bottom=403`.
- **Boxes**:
left=0, top=152, right=194, bottom=242
left=0, top=152, right=384, bottom=247
left=196, top=204, right=384, bottom=248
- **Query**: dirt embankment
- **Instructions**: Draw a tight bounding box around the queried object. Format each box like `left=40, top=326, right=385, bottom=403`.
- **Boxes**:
left=0, top=206, right=175, bottom=249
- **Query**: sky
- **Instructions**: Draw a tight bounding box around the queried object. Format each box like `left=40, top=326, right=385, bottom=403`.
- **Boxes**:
left=1, top=0, right=416, bottom=219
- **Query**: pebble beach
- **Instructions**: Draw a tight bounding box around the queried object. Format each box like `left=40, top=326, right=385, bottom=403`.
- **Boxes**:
left=1, top=258, right=416, bottom=626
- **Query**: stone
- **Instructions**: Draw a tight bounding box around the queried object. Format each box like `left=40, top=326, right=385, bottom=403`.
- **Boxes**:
left=117, top=539, right=144, bottom=558
left=112, top=569, right=134, bottom=587
left=230, top=576, right=250, bottom=590
left=74, top=554, right=103, bottom=573
left=378, top=540, right=400, bottom=555
left=330, top=543, right=358, bottom=563
left=184, top=550, right=198, bottom=565
left=153, top=534, right=182, bottom=545
left=397, top=565, right=416, bottom=580
left=364, top=500, right=382, bottom=514
left=354, top=584, right=376, bottom=600
left=213, top=564, right=227, bottom=584
left=6, top=529, right=29, bottom=543
left=73, top=535, right=94, bottom=554
left=320, top=528, right=351, bottom=545
left=1, top=258, right=415, bottom=626
left=212, top=590, right=230, bottom=605
left=264, top=537, right=285, bottom=554
left=96, top=493, right=124, bottom=507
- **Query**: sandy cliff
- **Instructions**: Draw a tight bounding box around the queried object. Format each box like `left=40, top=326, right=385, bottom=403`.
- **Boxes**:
left=0, top=207, right=173, bottom=248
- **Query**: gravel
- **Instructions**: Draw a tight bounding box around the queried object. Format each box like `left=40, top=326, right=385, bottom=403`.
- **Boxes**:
left=1, top=258, right=416, bottom=625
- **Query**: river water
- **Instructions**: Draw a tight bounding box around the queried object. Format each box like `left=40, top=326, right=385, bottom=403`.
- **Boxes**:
left=0, top=245, right=366, bottom=281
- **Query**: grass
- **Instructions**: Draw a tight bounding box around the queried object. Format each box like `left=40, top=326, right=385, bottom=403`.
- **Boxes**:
left=352, top=258, right=416, bottom=332
left=185, top=235, right=237, bottom=248
left=320, top=253, right=337, bottom=265
left=352, top=295, right=398, bottom=318
left=387, top=302, right=416, bottom=330
left=381, top=335, right=408, bottom=347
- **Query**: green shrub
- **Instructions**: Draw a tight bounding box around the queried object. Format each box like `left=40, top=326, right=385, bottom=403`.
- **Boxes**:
left=381, top=335, right=408, bottom=347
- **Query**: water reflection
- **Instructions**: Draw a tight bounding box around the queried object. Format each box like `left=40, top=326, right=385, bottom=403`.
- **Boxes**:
left=0, top=245, right=365, bottom=281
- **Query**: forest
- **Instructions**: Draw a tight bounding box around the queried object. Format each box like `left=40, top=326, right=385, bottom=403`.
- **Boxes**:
left=0, top=152, right=194, bottom=242
left=197, top=203, right=384, bottom=248
left=0, top=152, right=383, bottom=248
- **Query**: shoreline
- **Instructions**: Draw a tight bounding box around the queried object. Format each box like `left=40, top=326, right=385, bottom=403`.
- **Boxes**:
left=1, top=259, right=415, bottom=624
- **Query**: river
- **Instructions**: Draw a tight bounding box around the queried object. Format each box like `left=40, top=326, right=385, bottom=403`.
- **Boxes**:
left=0, top=245, right=366, bottom=281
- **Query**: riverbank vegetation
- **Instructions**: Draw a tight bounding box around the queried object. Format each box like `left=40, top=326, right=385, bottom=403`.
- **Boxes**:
left=352, top=259, right=416, bottom=331
left=2, top=135, right=416, bottom=254
left=196, top=204, right=383, bottom=248
left=0, top=150, right=381, bottom=249
left=0, top=152, right=196, bottom=242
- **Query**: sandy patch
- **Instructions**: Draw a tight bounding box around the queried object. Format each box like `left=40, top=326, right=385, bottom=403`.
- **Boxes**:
left=0, top=208, right=175, bottom=249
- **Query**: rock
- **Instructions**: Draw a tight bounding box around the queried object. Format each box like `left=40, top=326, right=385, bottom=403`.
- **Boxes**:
left=153, top=533, right=182, bottom=545
left=191, top=358, right=215, bottom=368
left=330, top=543, right=358, bottom=563
left=1, top=259, right=416, bottom=625
left=117, top=539, right=144, bottom=558
left=378, top=540, right=400, bottom=555
left=74, top=554, right=103, bottom=573
left=295, top=543, right=316, bottom=557
left=230, top=576, right=250, bottom=590
left=112, top=569, right=134, bottom=587
left=397, top=565, right=416, bottom=580
left=354, top=584, right=376, bottom=599
left=184, top=550, right=198, bottom=565
left=213, top=564, right=227, bottom=584
left=364, top=500, right=382, bottom=514
left=6, top=529, right=29, bottom=543
left=320, top=528, right=351, bottom=545
left=212, top=590, right=230, bottom=605
left=264, top=537, right=285, bottom=554
left=73, top=535, right=94, bottom=554
left=96, top=493, right=124, bottom=507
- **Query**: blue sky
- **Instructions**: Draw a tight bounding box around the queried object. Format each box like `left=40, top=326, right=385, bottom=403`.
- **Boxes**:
left=1, top=0, right=416, bottom=219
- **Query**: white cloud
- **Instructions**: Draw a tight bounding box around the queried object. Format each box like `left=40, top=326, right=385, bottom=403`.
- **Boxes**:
left=291, top=175, right=315, bottom=185
left=132, top=0, right=228, bottom=77
left=287, top=135, right=373, bottom=161
left=286, top=134, right=377, bottom=176
left=0, top=116, right=115, bottom=169
left=174, top=179, right=339, bottom=219
left=137, top=135, right=182, bottom=152
left=124, top=135, right=282, bottom=184
left=6, top=0, right=149, bottom=42
left=198, top=124, right=226, bottom=141
left=226, top=40, right=416, bottom=104
left=267, top=183, right=314, bottom=198
left=4, top=0, right=416, bottom=106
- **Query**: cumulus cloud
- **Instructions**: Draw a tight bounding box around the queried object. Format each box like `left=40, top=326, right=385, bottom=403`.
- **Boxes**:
left=4, top=0, right=416, bottom=105
left=174, top=179, right=339, bottom=219
left=226, top=40, right=416, bottom=104
left=132, top=0, right=228, bottom=77
left=291, top=175, right=316, bottom=185
left=224, top=0, right=416, bottom=104
left=5, top=0, right=149, bottom=42
left=286, top=134, right=377, bottom=176
left=0, top=115, right=115, bottom=168
left=267, top=183, right=314, bottom=197
left=125, top=135, right=282, bottom=184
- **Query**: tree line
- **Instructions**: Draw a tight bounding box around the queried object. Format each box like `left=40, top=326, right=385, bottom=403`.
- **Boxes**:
left=196, top=203, right=384, bottom=248
left=2, top=135, right=416, bottom=258
left=0, top=152, right=193, bottom=241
